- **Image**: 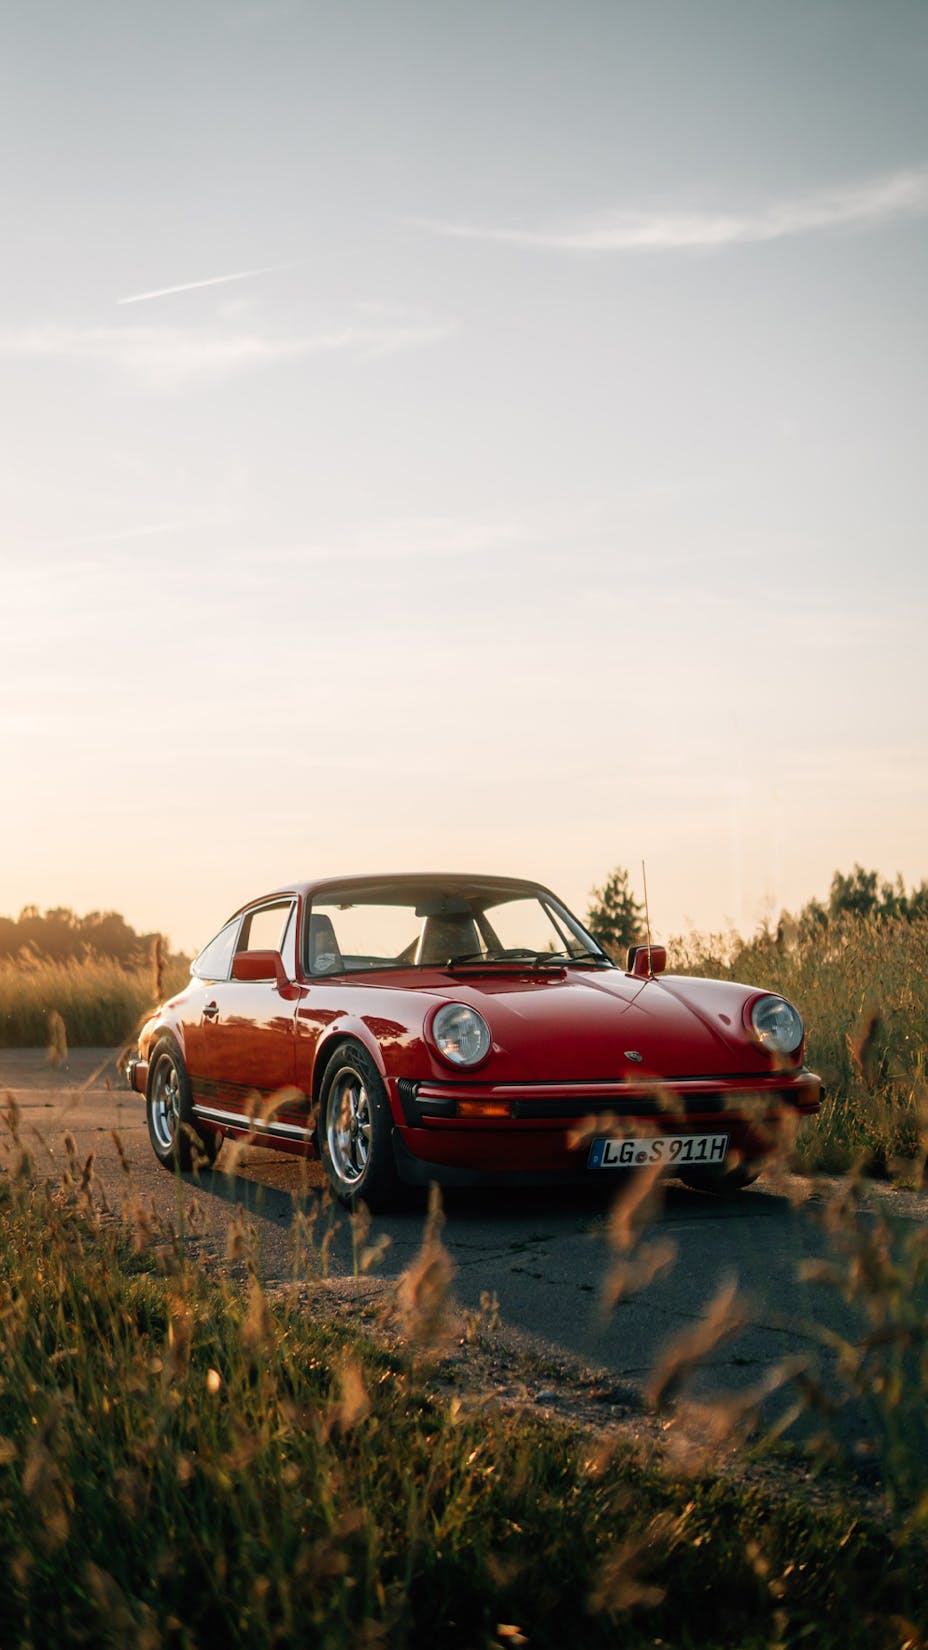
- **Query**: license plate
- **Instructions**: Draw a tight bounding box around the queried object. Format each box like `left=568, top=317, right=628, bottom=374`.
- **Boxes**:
left=588, top=1132, right=729, bottom=1170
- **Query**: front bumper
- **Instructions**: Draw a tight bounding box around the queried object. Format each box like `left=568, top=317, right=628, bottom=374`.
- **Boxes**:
left=125, top=1056, right=149, bottom=1096
left=392, top=1069, right=822, bottom=1125
left=388, top=1069, right=823, bottom=1184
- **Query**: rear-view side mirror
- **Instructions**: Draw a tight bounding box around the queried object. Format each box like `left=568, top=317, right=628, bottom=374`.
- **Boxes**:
left=626, top=945, right=667, bottom=978
left=232, top=949, right=288, bottom=987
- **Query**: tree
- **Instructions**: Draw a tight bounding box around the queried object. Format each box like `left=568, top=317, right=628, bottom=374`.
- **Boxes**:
left=585, top=866, right=645, bottom=958
left=794, top=865, right=928, bottom=931
left=827, top=865, right=881, bottom=920
left=0, top=905, right=184, bottom=968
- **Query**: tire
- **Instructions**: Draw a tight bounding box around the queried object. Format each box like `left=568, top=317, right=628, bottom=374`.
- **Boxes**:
left=146, top=1038, right=220, bottom=1172
left=678, top=1164, right=759, bottom=1195
left=319, top=1043, right=403, bottom=1211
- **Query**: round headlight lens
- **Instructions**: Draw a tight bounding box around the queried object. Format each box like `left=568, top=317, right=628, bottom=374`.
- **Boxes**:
left=431, top=1004, right=491, bottom=1067
left=750, top=995, right=803, bottom=1055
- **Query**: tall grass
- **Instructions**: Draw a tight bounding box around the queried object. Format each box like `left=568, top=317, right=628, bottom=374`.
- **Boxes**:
left=671, top=915, right=928, bottom=1173
left=4, top=912, right=928, bottom=1175
left=0, top=951, right=189, bottom=1048
left=0, top=1139, right=924, bottom=1649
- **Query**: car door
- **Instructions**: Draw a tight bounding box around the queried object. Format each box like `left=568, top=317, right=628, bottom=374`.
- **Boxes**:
left=197, top=899, right=299, bottom=1121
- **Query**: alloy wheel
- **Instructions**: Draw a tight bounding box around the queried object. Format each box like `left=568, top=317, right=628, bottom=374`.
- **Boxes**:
left=326, top=1068, right=372, bottom=1185
left=150, top=1055, right=181, bottom=1153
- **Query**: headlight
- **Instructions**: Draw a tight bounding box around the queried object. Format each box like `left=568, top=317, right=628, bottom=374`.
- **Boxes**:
left=750, top=994, right=803, bottom=1055
left=430, top=1004, right=491, bottom=1067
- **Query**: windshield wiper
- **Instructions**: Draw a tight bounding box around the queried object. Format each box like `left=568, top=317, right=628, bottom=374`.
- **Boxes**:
left=443, top=950, right=610, bottom=971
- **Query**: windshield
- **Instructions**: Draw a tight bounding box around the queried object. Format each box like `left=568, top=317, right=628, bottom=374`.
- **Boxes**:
left=304, top=882, right=610, bottom=976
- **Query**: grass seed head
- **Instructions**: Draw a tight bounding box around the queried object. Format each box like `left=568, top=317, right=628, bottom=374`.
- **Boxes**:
left=848, top=1002, right=885, bottom=1090
left=332, top=1354, right=371, bottom=1433
left=150, top=932, right=165, bottom=1002
left=601, top=1235, right=677, bottom=1315
left=648, top=1276, right=752, bottom=1411
left=23, top=1434, right=69, bottom=1549
left=46, top=1007, right=68, bottom=1068
left=395, top=1185, right=455, bottom=1363
left=589, top=1515, right=674, bottom=1615
left=242, top=1278, right=275, bottom=1354
left=259, top=1084, right=304, bottom=1125
left=607, top=1159, right=666, bottom=1254
left=165, top=1298, right=193, bottom=1382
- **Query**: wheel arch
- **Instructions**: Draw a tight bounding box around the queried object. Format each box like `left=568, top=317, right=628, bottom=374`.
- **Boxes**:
left=145, top=1027, right=187, bottom=1096
left=312, top=1024, right=387, bottom=1108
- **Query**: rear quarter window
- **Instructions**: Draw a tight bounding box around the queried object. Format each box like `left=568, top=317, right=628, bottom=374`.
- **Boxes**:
left=192, top=919, right=239, bottom=981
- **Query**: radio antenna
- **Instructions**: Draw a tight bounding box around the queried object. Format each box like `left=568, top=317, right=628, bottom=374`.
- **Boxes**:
left=641, top=859, right=653, bottom=974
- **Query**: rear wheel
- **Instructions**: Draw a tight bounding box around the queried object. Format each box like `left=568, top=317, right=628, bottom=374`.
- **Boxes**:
left=146, top=1039, right=220, bottom=1171
left=319, top=1043, right=403, bottom=1211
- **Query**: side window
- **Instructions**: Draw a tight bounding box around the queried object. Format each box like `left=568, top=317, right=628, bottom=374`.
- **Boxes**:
left=237, top=902, right=293, bottom=956
left=192, top=919, right=239, bottom=981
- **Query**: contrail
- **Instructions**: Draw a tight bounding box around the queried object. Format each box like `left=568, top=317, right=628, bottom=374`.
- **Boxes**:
left=117, top=262, right=297, bottom=305
left=415, top=166, right=928, bottom=254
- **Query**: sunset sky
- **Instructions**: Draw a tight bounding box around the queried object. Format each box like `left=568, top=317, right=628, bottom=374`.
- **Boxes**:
left=2, top=0, right=926, bottom=954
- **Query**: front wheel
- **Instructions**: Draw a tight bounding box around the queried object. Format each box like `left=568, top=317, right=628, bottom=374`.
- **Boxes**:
left=146, top=1039, right=220, bottom=1171
left=319, top=1044, right=403, bottom=1211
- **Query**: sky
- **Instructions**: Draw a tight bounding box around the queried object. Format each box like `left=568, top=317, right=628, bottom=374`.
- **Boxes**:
left=1, top=0, right=926, bottom=954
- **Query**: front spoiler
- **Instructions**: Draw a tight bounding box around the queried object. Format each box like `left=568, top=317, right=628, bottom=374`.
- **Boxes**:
left=391, top=1131, right=610, bottom=1188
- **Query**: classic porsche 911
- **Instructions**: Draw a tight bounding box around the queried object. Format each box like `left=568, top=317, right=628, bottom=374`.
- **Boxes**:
left=126, top=874, right=822, bottom=1208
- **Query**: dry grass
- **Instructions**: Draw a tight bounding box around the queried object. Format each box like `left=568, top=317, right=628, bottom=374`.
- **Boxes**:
left=1, top=1108, right=926, bottom=1648
left=672, top=914, right=928, bottom=1174
left=0, top=950, right=188, bottom=1049
left=5, top=911, right=927, bottom=1183
left=4, top=906, right=928, bottom=1639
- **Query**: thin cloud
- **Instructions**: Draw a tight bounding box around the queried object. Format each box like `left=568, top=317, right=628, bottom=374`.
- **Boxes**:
left=0, top=317, right=453, bottom=389
left=40, top=521, right=189, bottom=551
left=244, top=517, right=523, bottom=567
left=118, top=262, right=299, bottom=305
left=418, top=166, right=928, bottom=253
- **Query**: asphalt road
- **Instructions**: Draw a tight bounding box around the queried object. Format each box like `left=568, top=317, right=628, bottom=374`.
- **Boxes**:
left=4, top=1047, right=925, bottom=1444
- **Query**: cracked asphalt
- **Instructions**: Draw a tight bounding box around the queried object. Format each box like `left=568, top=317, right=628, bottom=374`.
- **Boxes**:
left=4, top=1047, right=924, bottom=1436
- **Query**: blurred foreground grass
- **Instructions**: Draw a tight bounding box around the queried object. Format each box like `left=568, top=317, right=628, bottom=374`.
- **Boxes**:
left=1, top=1139, right=926, bottom=1650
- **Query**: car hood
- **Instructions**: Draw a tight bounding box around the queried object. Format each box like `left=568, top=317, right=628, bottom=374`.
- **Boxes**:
left=418, top=968, right=779, bottom=1082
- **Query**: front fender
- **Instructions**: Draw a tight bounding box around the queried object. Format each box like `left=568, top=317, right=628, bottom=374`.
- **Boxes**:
left=311, top=1015, right=390, bottom=1095
left=140, top=1016, right=189, bottom=1072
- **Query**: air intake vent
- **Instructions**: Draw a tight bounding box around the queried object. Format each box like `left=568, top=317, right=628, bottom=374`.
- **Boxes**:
left=395, top=1078, right=422, bottom=1125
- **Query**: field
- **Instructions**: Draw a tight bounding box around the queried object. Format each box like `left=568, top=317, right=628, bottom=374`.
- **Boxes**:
left=0, top=951, right=188, bottom=1051
left=2, top=916, right=928, bottom=1643
left=1, top=1149, right=927, bottom=1648
left=673, top=915, right=928, bottom=1175
left=3, top=913, right=927, bottom=1173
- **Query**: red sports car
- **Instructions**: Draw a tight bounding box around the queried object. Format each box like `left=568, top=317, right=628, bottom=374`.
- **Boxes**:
left=127, top=874, right=822, bottom=1208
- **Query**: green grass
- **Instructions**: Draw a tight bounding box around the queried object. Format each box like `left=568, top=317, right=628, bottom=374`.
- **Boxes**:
left=0, top=1157, right=926, bottom=1649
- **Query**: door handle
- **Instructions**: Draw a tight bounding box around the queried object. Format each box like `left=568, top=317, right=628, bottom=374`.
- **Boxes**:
left=203, top=1002, right=219, bottom=1020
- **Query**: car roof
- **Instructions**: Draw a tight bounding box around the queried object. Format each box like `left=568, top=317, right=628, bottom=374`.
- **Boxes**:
left=229, top=872, right=554, bottom=919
